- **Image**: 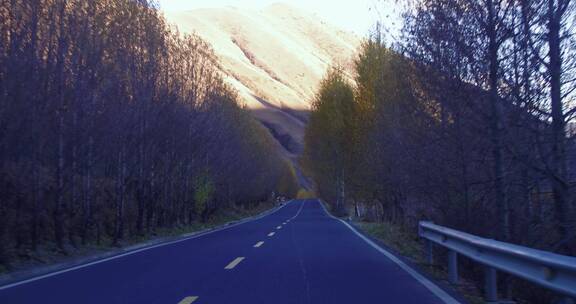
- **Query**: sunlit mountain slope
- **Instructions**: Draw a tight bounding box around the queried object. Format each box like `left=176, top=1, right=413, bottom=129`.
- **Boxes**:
left=165, top=3, right=361, bottom=155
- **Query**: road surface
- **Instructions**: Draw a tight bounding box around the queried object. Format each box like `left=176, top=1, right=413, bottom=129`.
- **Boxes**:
left=0, top=199, right=459, bottom=304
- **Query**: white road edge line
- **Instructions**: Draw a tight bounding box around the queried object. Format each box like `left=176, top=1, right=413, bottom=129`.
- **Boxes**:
left=224, top=257, right=245, bottom=269
left=254, top=241, right=264, bottom=248
left=288, top=200, right=305, bottom=221
left=178, top=296, right=199, bottom=304
left=317, top=200, right=461, bottom=304
left=266, top=201, right=304, bottom=237
left=0, top=201, right=297, bottom=291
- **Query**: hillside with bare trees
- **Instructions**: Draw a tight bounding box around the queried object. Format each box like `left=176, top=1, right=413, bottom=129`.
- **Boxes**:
left=0, top=0, right=298, bottom=270
left=302, top=1, right=575, bottom=302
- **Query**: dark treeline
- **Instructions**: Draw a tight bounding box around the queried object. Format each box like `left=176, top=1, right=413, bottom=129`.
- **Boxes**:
left=303, top=0, right=575, bottom=302
left=0, top=0, right=298, bottom=268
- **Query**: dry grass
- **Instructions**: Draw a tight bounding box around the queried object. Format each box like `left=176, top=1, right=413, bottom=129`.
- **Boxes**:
left=0, top=202, right=276, bottom=277
left=356, top=221, right=485, bottom=304
left=296, top=189, right=315, bottom=199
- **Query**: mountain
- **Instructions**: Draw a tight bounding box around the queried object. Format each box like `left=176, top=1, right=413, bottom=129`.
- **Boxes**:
left=164, top=3, right=361, bottom=156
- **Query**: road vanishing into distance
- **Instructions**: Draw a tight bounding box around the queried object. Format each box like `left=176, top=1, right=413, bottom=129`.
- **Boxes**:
left=0, top=200, right=460, bottom=304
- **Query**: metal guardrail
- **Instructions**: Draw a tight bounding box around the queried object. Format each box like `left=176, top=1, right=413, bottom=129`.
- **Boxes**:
left=418, top=221, right=576, bottom=303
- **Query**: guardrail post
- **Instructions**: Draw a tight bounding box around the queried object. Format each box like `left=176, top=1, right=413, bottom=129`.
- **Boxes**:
left=485, top=266, right=498, bottom=303
left=559, top=297, right=575, bottom=304
left=419, top=221, right=434, bottom=265
left=425, top=239, right=434, bottom=265
left=448, top=250, right=458, bottom=284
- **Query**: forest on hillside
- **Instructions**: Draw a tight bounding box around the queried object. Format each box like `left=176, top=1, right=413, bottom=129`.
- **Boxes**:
left=302, top=0, right=575, bottom=302
left=0, top=0, right=298, bottom=270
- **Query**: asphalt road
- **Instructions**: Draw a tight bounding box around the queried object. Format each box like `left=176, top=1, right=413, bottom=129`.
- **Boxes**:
left=0, top=199, right=460, bottom=304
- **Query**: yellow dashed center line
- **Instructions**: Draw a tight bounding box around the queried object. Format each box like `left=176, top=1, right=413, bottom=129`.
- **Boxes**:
left=268, top=232, right=275, bottom=237
left=225, top=257, right=245, bottom=269
left=254, top=241, right=264, bottom=248
left=178, top=296, right=198, bottom=304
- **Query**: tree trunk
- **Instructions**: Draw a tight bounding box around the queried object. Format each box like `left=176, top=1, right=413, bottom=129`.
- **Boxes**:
left=54, top=112, right=65, bottom=252
left=547, top=0, right=573, bottom=251
left=113, top=149, right=126, bottom=246
left=81, top=135, right=93, bottom=245
left=487, top=0, right=510, bottom=241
